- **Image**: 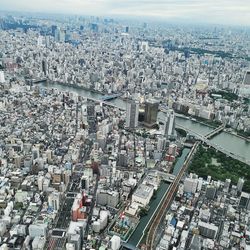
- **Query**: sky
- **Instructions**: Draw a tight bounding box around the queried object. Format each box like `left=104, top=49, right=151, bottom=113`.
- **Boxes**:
left=0, top=0, right=250, bottom=26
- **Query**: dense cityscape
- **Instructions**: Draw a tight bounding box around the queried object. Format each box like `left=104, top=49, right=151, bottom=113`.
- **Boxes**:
left=0, top=7, right=250, bottom=250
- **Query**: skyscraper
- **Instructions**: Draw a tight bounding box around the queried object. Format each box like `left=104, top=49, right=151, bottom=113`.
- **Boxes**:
left=42, top=60, right=47, bottom=76
left=126, top=100, right=139, bottom=129
left=0, top=71, right=5, bottom=83
left=144, top=99, right=159, bottom=127
left=87, top=101, right=96, bottom=135
left=237, top=177, right=245, bottom=192
left=51, top=25, right=57, bottom=37
left=54, top=27, right=65, bottom=43
left=141, top=41, right=149, bottom=52
left=243, top=71, right=250, bottom=85
left=164, top=110, right=176, bottom=139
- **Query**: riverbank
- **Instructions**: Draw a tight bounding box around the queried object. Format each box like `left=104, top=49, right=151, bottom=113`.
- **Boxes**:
left=223, top=129, right=250, bottom=143
left=174, top=110, right=220, bottom=129
left=37, top=81, right=250, bottom=162
left=45, top=80, right=106, bottom=96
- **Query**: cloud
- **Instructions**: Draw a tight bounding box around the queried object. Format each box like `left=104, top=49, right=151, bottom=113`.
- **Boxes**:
left=0, top=0, right=249, bottom=26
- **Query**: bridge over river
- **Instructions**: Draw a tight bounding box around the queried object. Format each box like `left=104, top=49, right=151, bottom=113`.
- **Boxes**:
left=37, top=81, right=250, bottom=164
left=176, top=124, right=250, bottom=166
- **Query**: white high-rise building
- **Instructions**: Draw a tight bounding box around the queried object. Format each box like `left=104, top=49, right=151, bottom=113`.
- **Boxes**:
left=184, top=177, right=198, bottom=193
left=110, top=235, right=121, bottom=250
left=126, top=100, right=139, bottom=129
left=48, top=192, right=60, bottom=211
left=37, top=36, right=44, bottom=46
left=164, top=110, right=175, bottom=139
left=0, top=71, right=5, bottom=83
left=59, top=29, right=66, bottom=43
left=157, top=137, right=166, bottom=151
left=243, top=70, right=250, bottom=85
left=237, top=178, right=245, bottom=192
left=141, top=41, right=149, bottom=52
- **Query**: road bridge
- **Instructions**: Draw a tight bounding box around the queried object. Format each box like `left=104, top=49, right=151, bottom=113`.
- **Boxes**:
left=100, top=93, right=123, bottom=101
left=38, top=85, right=125, bottom=110
left=205, top=124, right=225, bottom=139
left=31, top=77, right=47, bottom=83
left=176, top=124, right=250, bottom=166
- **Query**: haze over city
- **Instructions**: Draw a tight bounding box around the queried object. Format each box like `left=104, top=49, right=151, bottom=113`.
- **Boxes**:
left=1, top=0, right=250, bottom=26
left=0, top=0, right=250, bottom=250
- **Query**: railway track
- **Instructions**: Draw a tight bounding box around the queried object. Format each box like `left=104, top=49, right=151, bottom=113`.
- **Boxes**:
left=146, top=142, right=200, bottom=250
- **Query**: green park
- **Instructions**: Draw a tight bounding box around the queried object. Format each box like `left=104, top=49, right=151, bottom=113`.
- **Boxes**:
left=189, top=145, right=250, bottom=192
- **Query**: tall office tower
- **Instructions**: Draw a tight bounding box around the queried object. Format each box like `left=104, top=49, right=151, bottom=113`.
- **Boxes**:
left=164, top=110, right=176, bottom=139
left=54, top=27, right=60, bottom=42
left=125, top=26, right=129, bottom=33
left=59, top=29, right=66, bottom=43
left=37, top=36, right=43, bottom=46
left=243, top=71, right=250, bottom=85
left=144, top=99, right=159, bottom=127
left=157, top=137, right=166, bottom=151
left=65, top=30, right=71, bottom=42
left=91, top=23, right=99, bottom=32
left=51, top=25, right=57, bottom=37
left=141, top=41, right=149, bottom=52
left=126, top=100, right=139, bottom=129
left=237, top=178, right=245, bottom=192
left=87, top=101, right=96, bottom=135
left=80, top=176, right=89, bottom=192
left=48, top=192, right=60, bottom=211
left=117, top=151, right=128, bottom=167
left=224, top=179, right=231, bottom=191
left=45, top=36, right=50, bottom=48
left=54, top=27, right=65, bottom=43
left=0, top=71, right=5, bottom=83
left=42, top=60, right=47, bottom=76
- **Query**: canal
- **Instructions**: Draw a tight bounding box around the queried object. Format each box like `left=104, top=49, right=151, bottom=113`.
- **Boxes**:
left=126, top=181, right=170, bottom=249
left=125, top=147, right=191, bottom=249
left=172, top=148, right=191, bottom=176
left=38, top=82, right=250, bottom=162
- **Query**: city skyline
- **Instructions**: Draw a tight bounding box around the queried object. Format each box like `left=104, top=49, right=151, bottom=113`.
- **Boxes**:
left=0, top=0, right=250, bottom=26
left=0, top=8, right=250, bottom=250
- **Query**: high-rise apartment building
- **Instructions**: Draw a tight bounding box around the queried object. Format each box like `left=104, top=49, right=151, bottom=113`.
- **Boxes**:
left=164, top=110, right=176, bottom=139
left=0, top=71, right=5, bottom=83
left=126, top=100, right=139, bottom=129
left=243, top=71, right=250, bottom=85
left=237, top=177, right=245, bottom=192
left=144, top=99, right=159, bottom=127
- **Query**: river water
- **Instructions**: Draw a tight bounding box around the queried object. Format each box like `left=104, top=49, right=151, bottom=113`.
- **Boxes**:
left=172, top=148, right=191, bottom=176
left=38, top=82, right=250, bottom=162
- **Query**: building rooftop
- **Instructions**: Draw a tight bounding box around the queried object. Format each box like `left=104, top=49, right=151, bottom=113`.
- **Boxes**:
left=133, top=184, right=154, bottom=199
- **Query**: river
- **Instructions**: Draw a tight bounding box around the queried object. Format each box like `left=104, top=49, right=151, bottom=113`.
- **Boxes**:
left=38, top=82, right=250, bottom=162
